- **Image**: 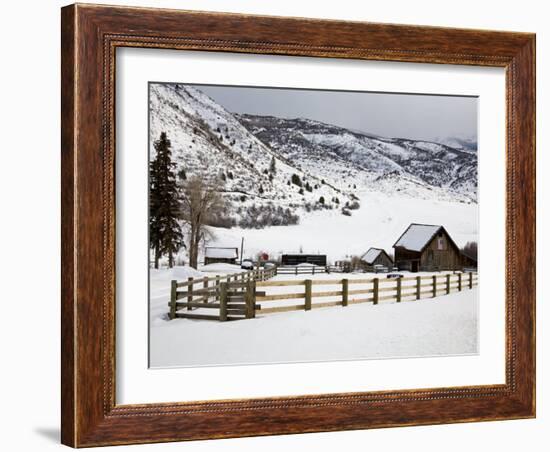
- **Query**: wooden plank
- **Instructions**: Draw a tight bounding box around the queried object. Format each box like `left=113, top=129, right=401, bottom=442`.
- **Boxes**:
left=373, top=278, right=379, bottom=305
left=378, top=294, right=397, bottom=302
left=187, top=277, right=193, bottom=311
left=219, top=282, right=228, bottom=322
left=416, top=276, right=421, bottom=300
left=347, top=278, right=375, bottom=284
left=312, top=301, right=343, bottom=309
left=176, top=287, right=218, bottom=298
left=305, top=279, right=312, bottom=311
left=378, top=286, right=397, bottom=294
left=310, top=279, right=343, bottom=285
left=311, top=290, right=343, bottom=298
left=342, top=279, right=348, bottom=307
left=396, top=277, right=402, bottom=302
left=458, top=273, right=462, bottom=291
left=348, top=297, right=374, bottom=305
left=348, top=288, right=374, bottom=295
left=446, top=274, right=451, bottom=294
left=432, top=275, right=437, bottom=298
left=176, top=302, right=221, bottom=309
left=256, top=280, right=306, bottom=287
left=169, top=280, right=177, bottom=320
left=256, top=292, right=305, bottom=301
left=259, top=304, right=305, bottom=314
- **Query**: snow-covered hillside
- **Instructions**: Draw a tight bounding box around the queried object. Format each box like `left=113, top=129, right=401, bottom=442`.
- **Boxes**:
left=149, top=84, right=353, bottom=227
left=238, top=114, right=478, bottom=202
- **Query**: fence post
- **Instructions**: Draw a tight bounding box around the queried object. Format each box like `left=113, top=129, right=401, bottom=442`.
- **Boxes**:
left=469, top=272, right=473, bottom=289
left=305, top=280, right=312, bottom=311
left=446, top=274, right=451, bottom=294
left=373, top=278, right=379, bottom=305
left=169, top=280, right=177, bottom=320
left=203, top=276, right=208, bottom=303
left=416, top=276, right=421, bottom=300
left=295, top=266, right=298, bottom=276
left=215, top=275, right=220, bottom=300
left=432, top=275, right=437, bottom=298
left=219, top=282, right=228, bottom=321
left=396, top=277, right=402, bottom=302
left=458, top=273, right=462, bottom=291
left=342, top=279, right=349, bottom=306
left=187, top=277, right=193, bottom=310
left=245, top=280, right=256, bottom=319
left=312, top=265, right=315, bottom=275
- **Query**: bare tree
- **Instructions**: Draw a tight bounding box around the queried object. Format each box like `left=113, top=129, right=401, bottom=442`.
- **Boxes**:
left=180, top=176, right=226, bottom=269
left=461, top=241, right=478, bottom=261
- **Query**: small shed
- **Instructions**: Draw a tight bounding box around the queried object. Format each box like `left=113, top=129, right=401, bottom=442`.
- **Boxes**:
left=204, top=247, right=238, bottom=265
left=393, top=224, right=466, bottom=272
left=359, top=247, right=393, bottom=271
left=281, top=254, right=327, bottom=266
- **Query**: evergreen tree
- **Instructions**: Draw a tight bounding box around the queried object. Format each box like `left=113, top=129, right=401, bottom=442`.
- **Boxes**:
left=269, top=156, right=276, bottom=174
left=149, top=132, right=184, bottom=268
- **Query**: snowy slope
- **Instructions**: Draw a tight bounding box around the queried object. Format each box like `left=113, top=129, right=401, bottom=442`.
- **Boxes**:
left=149, top=84, right=353, bottom=224
left=238, top=114, right=478, bottom=202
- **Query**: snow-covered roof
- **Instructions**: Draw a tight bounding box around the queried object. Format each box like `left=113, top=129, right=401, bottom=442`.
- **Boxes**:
left=204, top=247, right=238, bottom=259
left=393, top=224, right=443, bottom=252
left=360, top=248, right=384, bottom=264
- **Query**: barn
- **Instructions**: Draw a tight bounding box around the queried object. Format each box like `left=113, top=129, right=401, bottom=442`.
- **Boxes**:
left=359, top=247, right=393, bottom=271
left=204, top=247, right=238, bottom=265
left=393, top=224, right=472, bottom=272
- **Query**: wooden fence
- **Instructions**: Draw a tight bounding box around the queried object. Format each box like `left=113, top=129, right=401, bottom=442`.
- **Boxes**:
left=168, top=267, right=276, bottom=321
left=275, top=265, right=343, bottom=275
left=254, top=272, right=478, bottom=315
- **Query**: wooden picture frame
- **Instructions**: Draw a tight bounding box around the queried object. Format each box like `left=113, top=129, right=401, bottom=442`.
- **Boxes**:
left=61, top=3, right=535, bottom=447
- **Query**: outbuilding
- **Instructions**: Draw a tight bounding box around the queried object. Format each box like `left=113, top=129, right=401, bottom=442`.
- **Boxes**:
left=204, top=247, right=239, bottom=265
left=359, top=247, right=393, bottom=271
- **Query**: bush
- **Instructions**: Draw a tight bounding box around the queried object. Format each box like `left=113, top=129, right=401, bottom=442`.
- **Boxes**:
left=238, top=204, right=300, bottom=229
left=348, top=200, right=360, bottom=210
left=319, top=196, right=325, bottom=205
left=341, top=207, right=352, bottom=216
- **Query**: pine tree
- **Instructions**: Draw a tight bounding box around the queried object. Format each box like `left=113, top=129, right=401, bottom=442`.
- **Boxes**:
left=269, top=156, right=276, bottom=174
left=149, top=132, right=184, bottom=268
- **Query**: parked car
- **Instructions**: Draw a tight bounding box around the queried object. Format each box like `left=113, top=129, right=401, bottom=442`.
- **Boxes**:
left=241, top=259, right=254, bottom=270
left=263, top=262, right=276, bottom=269
left=386, top=273, right=402, bottom=279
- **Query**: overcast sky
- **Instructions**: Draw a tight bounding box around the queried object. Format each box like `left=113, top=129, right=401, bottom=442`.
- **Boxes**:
left=190, top=84, right=477, bottom=143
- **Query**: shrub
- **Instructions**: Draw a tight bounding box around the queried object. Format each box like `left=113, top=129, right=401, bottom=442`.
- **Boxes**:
left=291, top=174, right=302, bottom=187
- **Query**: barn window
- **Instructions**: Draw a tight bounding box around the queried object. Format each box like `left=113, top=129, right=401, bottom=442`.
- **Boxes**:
left=437, top=237, right=444, bottom=250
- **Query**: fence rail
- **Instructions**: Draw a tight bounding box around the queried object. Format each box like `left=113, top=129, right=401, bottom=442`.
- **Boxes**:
left=255, top=272, right=477, bottom=315
left=168, top=267, right=276, bottom=321
left=274, top=265, right=343, bottom=275
left=168, top=268, right=477, bottom=321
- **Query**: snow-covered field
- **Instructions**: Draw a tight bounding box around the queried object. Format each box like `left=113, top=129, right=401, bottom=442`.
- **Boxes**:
left=149, top=268, right=478, bottom=368
left=207, top=191, right=477, bottom=262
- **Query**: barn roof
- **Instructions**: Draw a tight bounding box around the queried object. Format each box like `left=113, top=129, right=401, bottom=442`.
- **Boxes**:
left=393, top=224, right=458, bottom=253
left=205, top=247, right=238, bottom=259
left=360, top=248, right=390, bottom=265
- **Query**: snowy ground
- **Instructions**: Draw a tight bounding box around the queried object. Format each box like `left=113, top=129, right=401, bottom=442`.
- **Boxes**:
left=205, top=191, right=477, bottom=262
left=149, top=268, right=478, bottom=368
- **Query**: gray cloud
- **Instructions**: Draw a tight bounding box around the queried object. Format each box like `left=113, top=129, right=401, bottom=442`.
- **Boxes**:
left=190, top=83, right=477, bottom=143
